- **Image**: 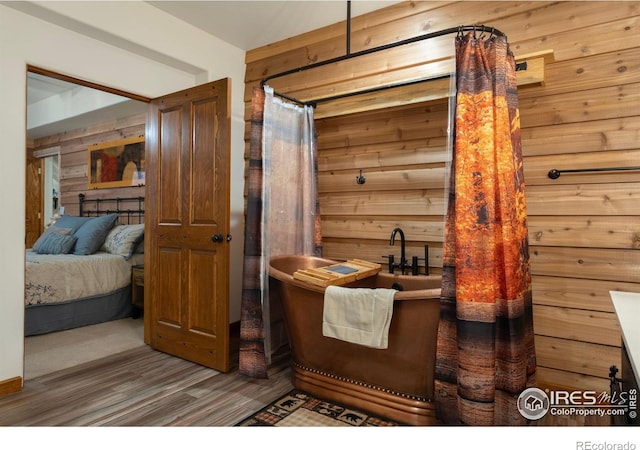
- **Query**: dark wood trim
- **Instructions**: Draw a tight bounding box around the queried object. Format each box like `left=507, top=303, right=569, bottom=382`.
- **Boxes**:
left=0, top=376, right=23, bottom=398
left=27, top=65, right=151, bottom=103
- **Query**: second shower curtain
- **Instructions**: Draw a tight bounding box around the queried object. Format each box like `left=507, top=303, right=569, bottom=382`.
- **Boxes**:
left=239, top=86, right=322, bottom=378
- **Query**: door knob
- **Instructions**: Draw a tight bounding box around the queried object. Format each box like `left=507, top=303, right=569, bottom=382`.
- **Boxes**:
left=211, top=234, right=223, bottom=243
left=226, top=234, right=232, bottom=242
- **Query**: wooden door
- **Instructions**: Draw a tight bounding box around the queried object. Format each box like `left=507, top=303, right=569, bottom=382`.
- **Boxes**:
left=25, top=154, right=42, bottom=248
left=144, top=79, right=231, bottom=372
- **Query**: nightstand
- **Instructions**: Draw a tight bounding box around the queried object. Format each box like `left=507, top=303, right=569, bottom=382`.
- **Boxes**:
left=131, top=264, right=144, bottom=318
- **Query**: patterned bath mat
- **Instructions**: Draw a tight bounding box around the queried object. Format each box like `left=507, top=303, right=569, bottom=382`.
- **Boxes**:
left=235, top=389, right=400, bottom=427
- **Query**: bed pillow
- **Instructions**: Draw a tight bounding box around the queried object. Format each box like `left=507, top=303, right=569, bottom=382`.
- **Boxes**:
left=52, top=215, right=92, bottom=234
left=103, top=223, right=145, bottom=259
left=72, top=213, right=119, bottom=255
left=32, top=227, right=73, bottom=253
left=33, top=228, right=77, bottom=255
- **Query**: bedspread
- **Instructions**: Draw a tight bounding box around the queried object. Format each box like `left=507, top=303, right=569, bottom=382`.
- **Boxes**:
left=25, top=250, right=144, bottom=307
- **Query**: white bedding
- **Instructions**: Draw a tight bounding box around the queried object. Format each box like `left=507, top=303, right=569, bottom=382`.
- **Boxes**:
left=25, top=250, right=144, bottom=307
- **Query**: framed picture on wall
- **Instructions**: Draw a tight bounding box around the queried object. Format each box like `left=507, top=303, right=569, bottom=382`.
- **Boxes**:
left=88, top=135, right=145, bottom=189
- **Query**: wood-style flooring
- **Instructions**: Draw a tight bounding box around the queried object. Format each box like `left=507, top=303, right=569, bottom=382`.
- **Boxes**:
left=0, top=345, right=293, bottom=426
left=0, top=341, right=612, bottom=427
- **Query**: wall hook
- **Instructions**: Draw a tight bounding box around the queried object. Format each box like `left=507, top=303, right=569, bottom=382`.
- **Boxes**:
left=356, top=169, right=366, bottom=185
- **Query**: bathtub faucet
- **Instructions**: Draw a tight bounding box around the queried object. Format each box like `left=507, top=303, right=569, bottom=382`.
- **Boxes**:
left=389, top=227, right=409, bottom=274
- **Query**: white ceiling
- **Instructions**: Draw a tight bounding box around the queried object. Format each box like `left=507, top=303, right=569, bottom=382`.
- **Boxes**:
left=27, top=73, right=149, bottom=140
left=148, top=1, right=399, bottom=51
left=27, top=73, right=77, bottom=105
left=26, top=0, right=399, bottom=140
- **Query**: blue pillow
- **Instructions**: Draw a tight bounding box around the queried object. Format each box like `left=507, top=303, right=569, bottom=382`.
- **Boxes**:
left=72, top=214, right=119, bottom=255
left=32, top=227, right=73, bottom=253
left=53, top=215, right=92, bottom=234
left=34, top=231, right=77, bottom=255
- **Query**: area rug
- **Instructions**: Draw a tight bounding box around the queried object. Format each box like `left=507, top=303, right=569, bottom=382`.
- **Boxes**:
left=235, top=389, right=400, bottom=427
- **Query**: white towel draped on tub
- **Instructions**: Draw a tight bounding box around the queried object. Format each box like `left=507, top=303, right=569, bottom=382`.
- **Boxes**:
left=322, top=285, right=397, bottom=349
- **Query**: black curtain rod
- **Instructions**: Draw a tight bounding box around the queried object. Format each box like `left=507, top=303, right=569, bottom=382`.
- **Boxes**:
left=260, top=24, right=512, bottom=107
left=548, top=167, right=640, bottom=179
left=307, top=73, right=452, bottom=106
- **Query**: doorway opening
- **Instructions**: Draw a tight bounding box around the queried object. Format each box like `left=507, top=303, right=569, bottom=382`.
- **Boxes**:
left=25, top=67, right=149, bottom=379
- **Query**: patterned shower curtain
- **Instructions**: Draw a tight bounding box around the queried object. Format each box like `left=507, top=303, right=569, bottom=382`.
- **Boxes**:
left=239, top=86, right=322, bottom=378
left=434, top=31, right=537, bottom=425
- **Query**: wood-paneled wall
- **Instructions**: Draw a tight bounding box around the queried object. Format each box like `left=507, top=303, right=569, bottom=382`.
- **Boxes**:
left=244, top=1, right=640, bottom=392
left=29, top=113, right=146, bottom=225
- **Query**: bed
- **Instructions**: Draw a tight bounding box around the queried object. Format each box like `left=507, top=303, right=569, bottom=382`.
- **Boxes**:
left=24, top=194, right=145, bottom=336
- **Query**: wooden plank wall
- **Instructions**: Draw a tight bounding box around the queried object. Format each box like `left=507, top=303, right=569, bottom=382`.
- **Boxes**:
left=29, top=113, right=146, bottom=223
left=244, top=1, right=640, bottom=392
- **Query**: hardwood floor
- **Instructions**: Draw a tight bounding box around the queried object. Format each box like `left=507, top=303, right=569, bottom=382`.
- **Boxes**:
left=0, top=345, right=293, bottom=426
left=0, top=341, right=615, bottom=427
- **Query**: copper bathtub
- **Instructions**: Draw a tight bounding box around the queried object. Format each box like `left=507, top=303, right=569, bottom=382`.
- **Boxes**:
left=269, top=254, right=442, bottom=426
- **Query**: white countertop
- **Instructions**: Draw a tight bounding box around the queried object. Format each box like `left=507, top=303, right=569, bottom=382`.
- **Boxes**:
left=610, top=291, right=640, bottom=383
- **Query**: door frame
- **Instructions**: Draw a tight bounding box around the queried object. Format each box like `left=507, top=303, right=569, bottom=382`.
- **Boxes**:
left=24, top=67, right=235, bottom=375
left=27, top=66, right=151, bottom=103
left=24, top=66, right=151, bottom=372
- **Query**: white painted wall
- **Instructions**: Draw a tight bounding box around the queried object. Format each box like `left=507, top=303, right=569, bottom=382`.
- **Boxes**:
left=0, top=2, right=246, bottom=384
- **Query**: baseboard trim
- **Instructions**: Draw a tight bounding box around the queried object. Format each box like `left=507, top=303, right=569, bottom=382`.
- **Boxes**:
left=0, top=376, right=23, bottom=398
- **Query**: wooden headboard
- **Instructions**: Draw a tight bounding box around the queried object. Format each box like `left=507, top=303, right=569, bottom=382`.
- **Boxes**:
left=78, top=193, right=145, bottom=224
